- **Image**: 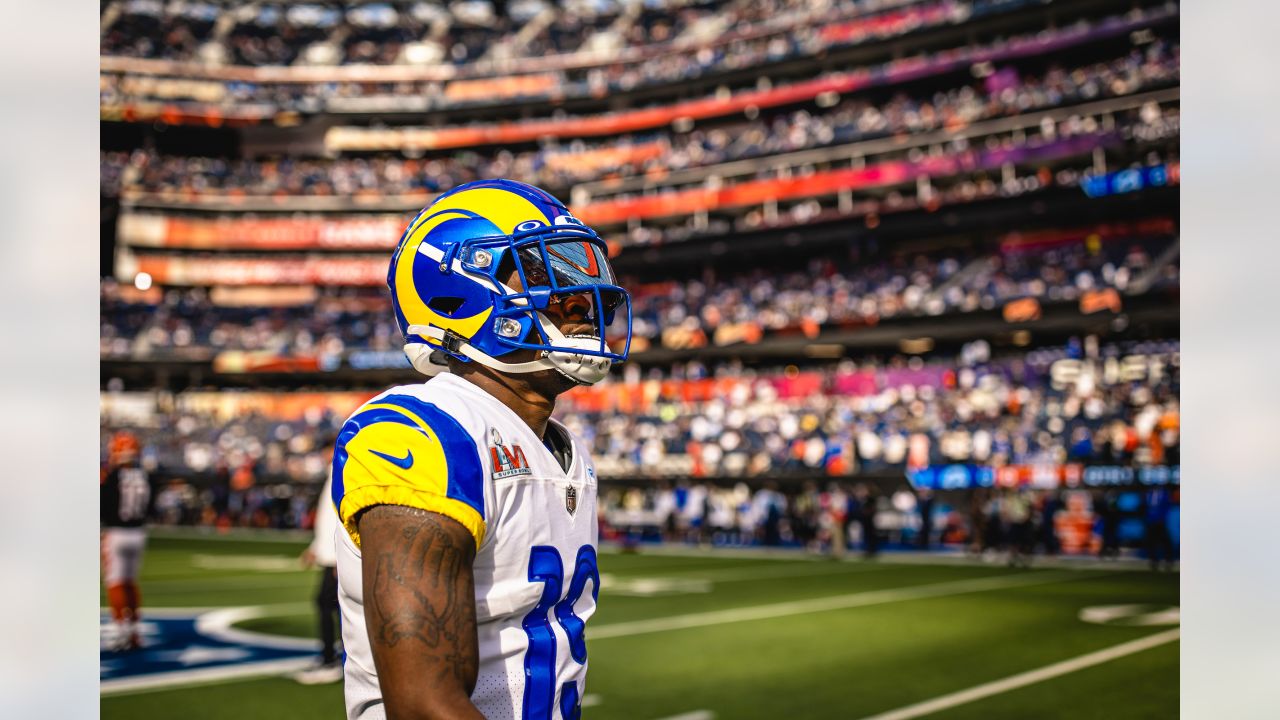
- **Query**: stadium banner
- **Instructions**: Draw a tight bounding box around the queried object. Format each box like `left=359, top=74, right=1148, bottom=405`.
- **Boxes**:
left=346, top=350, right=413, bottom=370
left=1080, top=288, right=1123, bottom=314
left=176, top=392, right=374, bottom=423
left=817, top=2, right=956, bottom=43
left=1003, top=297, right=1043, bottom=323
left=1081, top=163, right=1180, bottom=198
left=117, top=251, right=387, bottom=286
left=712, top=321, right=765, bottom=347
left=115, top=74, right=227, bottom=102
left=212, top=351, right=336, bottom=374
left=99, top=100, right=279, bottom=127
left=997, top=217, right=1178, bottom=252
left=574, top=131, right=1122, bottom=225
left=118, top=213, right=406, bottom=251
left=1047, top=352, right=1178, bottom=390
left=543, top=142, right=668, bottom=174
left=99, top=391, right=376, bottom=425
left=907, top=463, right=1180, bottom=490
left=208, top=286, right=318, bottom=307
left=208, top=349, right=410, bottom=373
left=443, top=74, right=559, bottom=102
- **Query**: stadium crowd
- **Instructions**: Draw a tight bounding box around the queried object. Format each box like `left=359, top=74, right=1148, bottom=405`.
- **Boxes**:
left=102, top=337, right=1179, bottom=483
left=100, top=40, right=1179, bottom=198
left=102, top=338, right=1179, bottom=563
left=101, top=0, right=973, bottom=69
left=566, top=338, right=1180, bottom=477
left=100, top=230, right=1178, bottom=358
left=599, top=476, right=1177, bottom=565
left=100, top=285, right=401, bottom=359
left=627, top=232, right=1177, bottom=347
left=99, top=3, right=1175, bottom=116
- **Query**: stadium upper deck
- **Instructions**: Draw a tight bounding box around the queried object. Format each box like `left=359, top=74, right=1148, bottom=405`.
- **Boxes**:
left=104, top=38, right=1179, bottom=201
left=100, top=0, right=1176, bottom=122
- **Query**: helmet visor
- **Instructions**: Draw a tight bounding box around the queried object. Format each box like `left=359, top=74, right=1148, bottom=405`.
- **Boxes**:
left=515, top=239, right=623, bottom=316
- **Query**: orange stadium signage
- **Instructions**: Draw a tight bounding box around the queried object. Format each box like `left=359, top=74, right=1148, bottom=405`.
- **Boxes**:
left=818, top=3, right=955, bottom=43
left=173, top=391, right=375, bottom=422
left=542, top=142, right=667, bottom=174
left=444, top=74, right=559, bottom=102
left=129, top=255, right=387, bottom=286
left=1079, top=288, right=1123, bottom=315
left=1002, top=298, right=1043, bottom=323
left=323, top=70, right=886, bottom=151
left=119, top=213, right=406, bottom=251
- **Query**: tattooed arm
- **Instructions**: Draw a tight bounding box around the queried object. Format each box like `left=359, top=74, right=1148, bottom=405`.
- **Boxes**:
left=357, top=504, right=485, bottom=720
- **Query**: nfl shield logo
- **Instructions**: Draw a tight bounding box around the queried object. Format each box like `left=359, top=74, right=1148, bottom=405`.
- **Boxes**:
left=565, top=485, right=578, bottom=516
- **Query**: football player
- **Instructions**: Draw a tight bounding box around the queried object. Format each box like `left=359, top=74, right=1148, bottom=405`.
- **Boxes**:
left=332, top=179, right=631, bottom=719
left=100, top=430, right=156, bottom=651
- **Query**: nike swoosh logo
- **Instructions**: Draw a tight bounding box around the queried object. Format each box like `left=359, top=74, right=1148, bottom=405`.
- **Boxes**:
left=370, top=448, right=414, bottom=469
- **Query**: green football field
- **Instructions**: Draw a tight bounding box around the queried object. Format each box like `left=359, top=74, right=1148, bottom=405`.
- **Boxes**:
left=101, top=531, right=1178, bottom=719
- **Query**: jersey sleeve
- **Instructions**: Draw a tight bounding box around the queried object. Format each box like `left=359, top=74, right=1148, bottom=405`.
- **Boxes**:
left=331, top=394, right=487, bottom=549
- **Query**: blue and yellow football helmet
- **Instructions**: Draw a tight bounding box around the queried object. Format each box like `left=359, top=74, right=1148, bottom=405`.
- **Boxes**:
left=388, top=179, right=631, bottom=385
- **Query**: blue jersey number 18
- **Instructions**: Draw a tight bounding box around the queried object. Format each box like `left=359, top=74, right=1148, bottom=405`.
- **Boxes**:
left=521, top=545, right=599, bottom=720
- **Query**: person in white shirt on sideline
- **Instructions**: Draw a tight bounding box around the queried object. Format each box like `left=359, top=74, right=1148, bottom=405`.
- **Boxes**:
left=295, top=438, right=343, bottom=685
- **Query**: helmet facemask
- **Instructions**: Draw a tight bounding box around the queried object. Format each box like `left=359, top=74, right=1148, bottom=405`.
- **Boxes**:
left=407, top=218, right=631, bottom=385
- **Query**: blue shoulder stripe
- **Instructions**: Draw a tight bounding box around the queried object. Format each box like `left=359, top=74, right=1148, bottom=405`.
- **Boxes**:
left=376, top=394, right=485, bottom=517
left=331, top=405, right=427, bottom=512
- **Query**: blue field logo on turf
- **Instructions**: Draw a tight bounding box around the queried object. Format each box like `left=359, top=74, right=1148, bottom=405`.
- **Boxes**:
left=100, top=607, right=319, bottom=694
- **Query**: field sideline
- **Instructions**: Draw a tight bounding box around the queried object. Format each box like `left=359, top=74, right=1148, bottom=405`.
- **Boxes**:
left=101, top=531, right=1178, bottom=719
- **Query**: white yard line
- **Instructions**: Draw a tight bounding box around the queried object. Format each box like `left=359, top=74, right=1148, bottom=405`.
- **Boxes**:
left=591, top=570, right=1093, bottom=639
left=197, top=604, right=317, bottom=650
left=100, top=657, right=315, bottom=695
left=652, top=561, right=894, bottom=583
left=190, top=553, right=305, bottom=572
left=856, top=628, right=1181, bottom=720
left=601, top=544, right=828, bottom=562
left=655, top=711, right=715, bottom=720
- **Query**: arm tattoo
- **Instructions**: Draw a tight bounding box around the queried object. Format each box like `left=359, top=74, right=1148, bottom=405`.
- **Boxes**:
left=360, top=505, right=479, bottom=691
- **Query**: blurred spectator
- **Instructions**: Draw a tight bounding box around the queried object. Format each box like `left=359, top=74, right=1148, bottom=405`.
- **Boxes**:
left=854, top=483, right=879, bottom=557
left=917, top=488, right=934, bottom=549
left=1144, top=485, right=1176, bottom=571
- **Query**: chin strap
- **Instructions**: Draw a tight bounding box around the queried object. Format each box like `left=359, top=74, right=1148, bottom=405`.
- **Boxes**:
left=406, top=316, right=612, bottom=385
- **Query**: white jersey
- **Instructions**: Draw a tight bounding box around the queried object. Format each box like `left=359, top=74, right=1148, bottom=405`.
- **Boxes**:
left=333, top=372, right=599, bottom=720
